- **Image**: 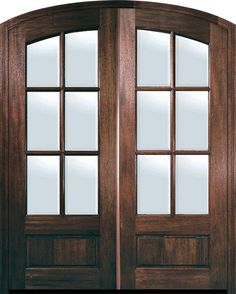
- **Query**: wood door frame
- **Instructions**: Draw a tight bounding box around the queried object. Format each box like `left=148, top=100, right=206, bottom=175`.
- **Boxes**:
left=0, top=1, right=236, bottom=292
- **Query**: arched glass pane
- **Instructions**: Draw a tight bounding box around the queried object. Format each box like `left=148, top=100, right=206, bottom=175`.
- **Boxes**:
left=27, top=36, right=60, bottom=87
left=65, top=31, right=98, bottom=87
left=137, top=30, right=170, bottom=86
left=176, top=36, right=208, bottom=86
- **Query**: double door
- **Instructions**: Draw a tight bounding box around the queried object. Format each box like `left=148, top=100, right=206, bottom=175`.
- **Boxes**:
left=7, top=6, right=228, bottom=290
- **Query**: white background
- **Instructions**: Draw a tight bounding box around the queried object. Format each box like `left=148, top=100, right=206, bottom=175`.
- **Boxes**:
left=0, top=0, right=235, bottom=25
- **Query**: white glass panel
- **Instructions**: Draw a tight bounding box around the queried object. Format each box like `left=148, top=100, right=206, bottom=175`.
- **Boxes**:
left=137, top=155, right=170, bottom=214
left=27, top=92, right=60, bottom=151
left=65, top=156, right=98, bottom=215
left=176, top=155, right=208, bottom=214
left=137, top=30, right=170, bottom=86
left=65, top=31, right=98, bottom=87
left=27, top=36, right=60, bottom=87
left=176, top=36, right=208, bottom=86
left=65, top=92, right=98, bottom=151
left=137, top=91, right=170, bottom=150
left=176, top=91, right=208, bottom=150
left=27, top=156, right=60, bottom=215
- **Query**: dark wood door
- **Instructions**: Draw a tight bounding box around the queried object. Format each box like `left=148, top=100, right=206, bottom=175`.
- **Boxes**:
left=3, top=2, right=231, bottom=292
left=119, top=8, right=228, bottom=290
left=8, top=8, right=118, bottom=290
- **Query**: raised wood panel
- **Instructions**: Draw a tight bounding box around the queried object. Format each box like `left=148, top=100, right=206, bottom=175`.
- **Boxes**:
left=136, top=9, right=210, bottom=43
left=25, top=268, right=99, bottom=289
left=27, top=237, right=98, bottom=266
left=137, top=235, right=208, bottom=266
left=135, top=268, right=210, bottom=289
left=25, top=216, right=99, bottom=235
left=136, top=215, right=210, bottom=234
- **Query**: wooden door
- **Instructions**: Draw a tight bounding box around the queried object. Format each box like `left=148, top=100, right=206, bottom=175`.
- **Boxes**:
left=2, top=2, right=232, bottom=292
left=119, top=7, right=228, bottom=290
left=8, top=8, right=118, bottom=290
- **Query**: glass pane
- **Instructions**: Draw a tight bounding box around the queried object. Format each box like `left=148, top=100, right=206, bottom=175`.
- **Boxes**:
left=176, top=36, right=208, bottom=86
left=176, top=91, right=208, bottom=150
left=65, top=92, right=98, bottom=151
left=27, top=36, right=60, bottom=87
left=176, top=155, right=208, bottom=214
left=137, top=30, right=170, bottom=86
left=65, top=31, right=98, bottom=87
left=137, top=155, right=170, bottom=214
left=137, top=91, right=170, bottom=150
left=27, top=92, right=60, bottom=151
left=65, top=156, right=98, bottom=215
left=27, top=156, right=60, bottom=215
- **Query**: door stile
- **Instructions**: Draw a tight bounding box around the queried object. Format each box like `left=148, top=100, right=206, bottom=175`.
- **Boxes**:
left=9, top=25, right=26, bottom=289
left=227, top=22, right=234, bottom=294
left=118, top=8, right=136, bottom=289
left=233, top=22, right=236, bottom=294
left=99, top=8, right=119, bottom=288
left=229, top=22, right=236, bottom=294
left=0, top=23, right=9, bottom=294
left=209, top=23, right=228, bottom=287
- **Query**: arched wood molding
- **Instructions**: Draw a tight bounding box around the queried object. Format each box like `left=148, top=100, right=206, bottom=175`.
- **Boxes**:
left=0, top=1, right=235, bottom=293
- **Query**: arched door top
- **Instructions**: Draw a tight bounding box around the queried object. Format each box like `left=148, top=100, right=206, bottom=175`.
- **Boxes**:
left=0, top=0, right=231, bottom=30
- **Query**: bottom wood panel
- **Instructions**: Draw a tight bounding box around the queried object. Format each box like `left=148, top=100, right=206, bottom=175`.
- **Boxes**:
left=137, top=235, right=209, bottom=266
left=135, top=268, right=211, bottom=289
left=27, top=237, right=98, bottom=266
left=25, top=268, right=100, bottom=289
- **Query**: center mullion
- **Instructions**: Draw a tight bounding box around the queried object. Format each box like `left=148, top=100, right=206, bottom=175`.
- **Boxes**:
left=60, top=32, right=65, bottom=215
left=170, top=31, right=176, bottom=216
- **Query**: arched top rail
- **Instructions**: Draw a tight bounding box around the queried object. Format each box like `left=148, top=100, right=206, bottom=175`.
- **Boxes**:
left=0, top=0, right=232, bottom=30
